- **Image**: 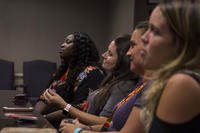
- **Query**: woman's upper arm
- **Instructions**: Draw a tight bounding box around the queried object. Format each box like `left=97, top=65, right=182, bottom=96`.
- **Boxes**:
left=156, top=73, right=200, bottom=123
left=99, top=86, right=123, bottom=117
left=120, top=107, right=145, bottom=133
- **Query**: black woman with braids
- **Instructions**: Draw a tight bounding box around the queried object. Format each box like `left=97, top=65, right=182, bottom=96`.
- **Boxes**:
left=35, top=32, right=105, bottom=118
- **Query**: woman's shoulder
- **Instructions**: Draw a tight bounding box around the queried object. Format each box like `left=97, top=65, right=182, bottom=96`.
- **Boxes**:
left=165, top=71, right=200, bottom=97
left=111, top=80, right=134, bottom=94
left=177, top=69, right=200, bottom=83
left=114, top=80, right=135, bottom=87
left=77, top=65, right=104, bottom=81
left=157, top=71, right=200, bottom=123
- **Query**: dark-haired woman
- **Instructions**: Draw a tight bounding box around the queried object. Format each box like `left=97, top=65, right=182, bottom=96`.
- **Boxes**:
left=43, top=34, right=139, bottom=126
left=35, top=32, right=105, bottom=116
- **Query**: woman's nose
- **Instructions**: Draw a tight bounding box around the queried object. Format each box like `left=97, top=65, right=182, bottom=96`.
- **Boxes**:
left=102, top=52, right=106, bottom=58
left=126, top=47, right=132, bottom=56
left=60, top=43, right=66, bottom=49
left=102, top=53, right=105, bottom=58
left=141, top=31, right=148, bottom=45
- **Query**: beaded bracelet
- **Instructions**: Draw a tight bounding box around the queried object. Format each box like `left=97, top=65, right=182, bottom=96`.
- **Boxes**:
left=73, top=128, right=83, bottom=133
left=63, top=104, right=72, bottom=115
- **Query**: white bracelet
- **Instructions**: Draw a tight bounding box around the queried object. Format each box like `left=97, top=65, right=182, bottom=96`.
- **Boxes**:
left=64, top=104, right=72, bottom=112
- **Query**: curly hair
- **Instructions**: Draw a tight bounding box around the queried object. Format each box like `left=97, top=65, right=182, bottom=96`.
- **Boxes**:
left=49, top=32, right=101, bottom=101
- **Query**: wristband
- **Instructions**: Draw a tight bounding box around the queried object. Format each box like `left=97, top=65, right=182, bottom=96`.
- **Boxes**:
left=62, top=104, right=71, bottom=115
left=73, top=128, right=83, bottom=133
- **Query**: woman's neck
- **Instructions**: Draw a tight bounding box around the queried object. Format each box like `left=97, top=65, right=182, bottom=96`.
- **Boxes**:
left=143, top=70, right=158, bottom=81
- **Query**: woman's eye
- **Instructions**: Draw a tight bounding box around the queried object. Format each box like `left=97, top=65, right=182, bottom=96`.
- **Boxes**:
left=66, top=39, right=73, bottom=44
left=150, top=25, right=160, bottom=35
left=153, top=29, right=160, bottom=35
left=108, top=52, right=112, bottom=56
left=130, top=41, right=136, bottom=48
left=67, top=41, right=72, bottom=44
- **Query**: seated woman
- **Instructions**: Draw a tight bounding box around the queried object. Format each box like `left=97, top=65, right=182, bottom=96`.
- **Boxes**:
left=43, top=34, right=139, bottom=126
left=140, top=1, right=200, bottom=132
left=35, top=32, right=105, bottom=115
left=58, top=21, right=150, bottom=133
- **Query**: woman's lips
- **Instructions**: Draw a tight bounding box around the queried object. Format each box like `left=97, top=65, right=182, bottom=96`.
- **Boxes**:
left=59, top=48, right=65, bottom=54
left=59, top=50, right=63, bottom=54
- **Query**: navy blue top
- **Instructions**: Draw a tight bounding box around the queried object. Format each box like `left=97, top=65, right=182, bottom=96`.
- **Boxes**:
left=107, top=80, right=151, bottom=131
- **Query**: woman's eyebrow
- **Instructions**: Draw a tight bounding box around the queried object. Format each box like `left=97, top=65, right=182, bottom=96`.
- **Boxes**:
left=130, top=40, right=136, bottom=47
left=150, top=23, right=160, bottom=32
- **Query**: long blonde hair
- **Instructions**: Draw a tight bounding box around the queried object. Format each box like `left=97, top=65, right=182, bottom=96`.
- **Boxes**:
left=141, top=0, right=200, bottom=131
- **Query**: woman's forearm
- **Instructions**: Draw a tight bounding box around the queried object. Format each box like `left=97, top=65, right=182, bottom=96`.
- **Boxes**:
left=68, top=106, right=107, bottom=125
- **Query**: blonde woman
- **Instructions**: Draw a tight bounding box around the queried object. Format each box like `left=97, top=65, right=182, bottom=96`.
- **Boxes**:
left=140, top=0, right=200, bottom=132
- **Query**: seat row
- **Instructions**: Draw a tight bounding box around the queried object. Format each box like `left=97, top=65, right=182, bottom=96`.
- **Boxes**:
left=0, top=59, right=57, bottom=104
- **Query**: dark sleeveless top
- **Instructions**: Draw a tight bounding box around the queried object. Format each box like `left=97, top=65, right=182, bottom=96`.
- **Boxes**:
left=149, top=70, right=200, bottom=133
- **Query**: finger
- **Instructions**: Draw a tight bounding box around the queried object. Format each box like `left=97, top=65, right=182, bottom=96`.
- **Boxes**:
left=43, top=92, right=51, bottom=104
left=74, top=118, right=79, bottom=124
left=59, top=127, right=64, bottom=133
left=60, top=120, right=66, bottom=126
left=48, top=89, right=56, bottom=96
left=43, top=90, right=48, bottom=99
left=60, top=119, right=70, bottom=127
left=44, top=89, right=53, bottom=100
left=43, top=89, right=48, bottom=97
left=45, top=90, right=52, bottom=99
left=40, top=95, right=44, bottom=100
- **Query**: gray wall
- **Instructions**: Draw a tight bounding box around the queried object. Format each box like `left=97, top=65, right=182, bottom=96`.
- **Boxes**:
left=0, top=0, right=110, bottom=73
left=0, top=0, right=135, bottom=73
left=107, top=0, right=134, bottom=41
left=134, top=0, right=157, bottom=26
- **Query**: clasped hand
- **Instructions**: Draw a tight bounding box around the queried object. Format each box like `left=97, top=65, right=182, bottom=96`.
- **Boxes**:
left=59, top=118, right=85, bottom=133
left=42, top=89, right=67, bottom=108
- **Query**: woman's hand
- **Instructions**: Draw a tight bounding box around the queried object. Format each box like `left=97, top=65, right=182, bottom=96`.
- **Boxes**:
left=39, top=94, right=45, bottom=100
left=59, top=119, right=76, bottom=133
left=39, top=90, right=47, bottom=101
left=59, top=119, right=86, bottom=133
left=43, top=89, right=67, bottom=108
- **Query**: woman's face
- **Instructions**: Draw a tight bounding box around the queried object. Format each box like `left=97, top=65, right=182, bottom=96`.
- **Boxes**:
left=60, top=34, right=74, bottom=60
left=102, top=41, right=118, bottom=71
left=141, top=7, right=177, bottom=70
left=127, top=29, right=145, bottom=75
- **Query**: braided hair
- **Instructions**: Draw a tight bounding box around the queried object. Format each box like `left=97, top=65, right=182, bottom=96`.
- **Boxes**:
left=49, top=32, right=100, bottom=101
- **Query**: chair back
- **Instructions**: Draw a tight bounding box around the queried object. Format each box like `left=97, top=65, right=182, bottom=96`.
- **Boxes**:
left=0, top=59, right=14, bottom=90
left=23, top=60, right=56, bottom=104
